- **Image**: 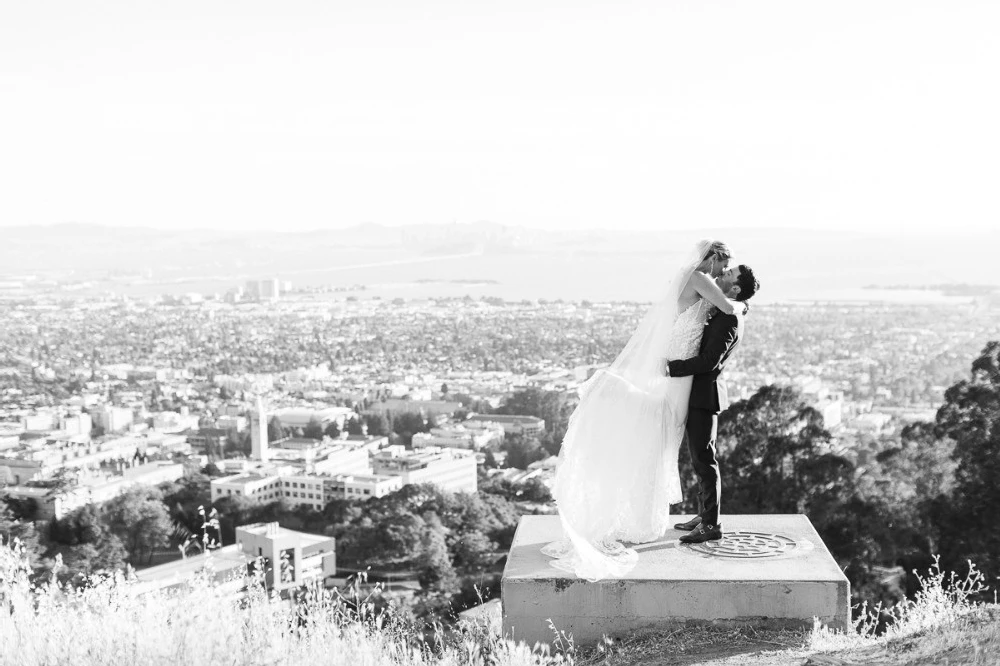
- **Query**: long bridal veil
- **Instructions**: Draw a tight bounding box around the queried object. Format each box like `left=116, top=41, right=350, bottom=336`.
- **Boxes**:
left=541, top=239, right=714, bottom=581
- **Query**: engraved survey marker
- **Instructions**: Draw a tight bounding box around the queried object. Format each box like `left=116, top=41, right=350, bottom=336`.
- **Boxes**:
left=685, top=531, right=800, bottom=559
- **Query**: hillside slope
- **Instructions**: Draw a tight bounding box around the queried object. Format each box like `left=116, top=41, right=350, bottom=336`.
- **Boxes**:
left=576, top=606, right=1000, bottom=665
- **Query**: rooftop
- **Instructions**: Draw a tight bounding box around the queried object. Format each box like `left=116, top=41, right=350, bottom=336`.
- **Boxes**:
left=132, top=544, right=247, bottom=586
left=237, top=522, right=332, bottom=547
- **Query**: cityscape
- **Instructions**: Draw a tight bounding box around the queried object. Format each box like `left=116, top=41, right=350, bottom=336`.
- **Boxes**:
left=3, top=268, right=998, bottom=609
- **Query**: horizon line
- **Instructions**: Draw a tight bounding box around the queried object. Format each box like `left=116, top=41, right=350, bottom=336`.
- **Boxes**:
left=0, top=220, right=977, bottom=238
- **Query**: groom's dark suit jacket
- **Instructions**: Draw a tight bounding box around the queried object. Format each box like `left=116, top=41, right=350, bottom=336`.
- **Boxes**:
left=667, top=311, right=742, bottom=414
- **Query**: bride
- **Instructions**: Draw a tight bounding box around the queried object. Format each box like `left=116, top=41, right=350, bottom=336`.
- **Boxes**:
left=541, top=239, right=745, bottom=581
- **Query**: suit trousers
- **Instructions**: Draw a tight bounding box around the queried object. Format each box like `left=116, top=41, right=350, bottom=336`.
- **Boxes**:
left=686, top=407, right=721, bottom=526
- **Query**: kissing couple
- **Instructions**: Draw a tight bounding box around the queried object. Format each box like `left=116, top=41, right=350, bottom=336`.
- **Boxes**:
left=542, top=239, right=760, bottom=581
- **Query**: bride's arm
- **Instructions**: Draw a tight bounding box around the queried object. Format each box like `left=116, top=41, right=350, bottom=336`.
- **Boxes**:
left=689, top=271, right=741, bottom=315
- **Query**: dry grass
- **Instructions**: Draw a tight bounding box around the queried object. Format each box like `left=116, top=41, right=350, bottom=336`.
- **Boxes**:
left=1, top=538, right=568, bottom=666
left=3, top=539, right=996, bottom=666
left=811, top=556, right=991, bottom=650
left=807, top=605, right=1000, bottom=666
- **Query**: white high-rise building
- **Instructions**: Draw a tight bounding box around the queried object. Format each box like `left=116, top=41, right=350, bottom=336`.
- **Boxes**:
left=259, top=278, right=280, bottom=300
left=251, top=398, right=269, bottom=462
left=244, top=278, right=281, bottom=301
left=60, top=413, right=93, bottom=436
left=89, top=406, right=134, bottom=433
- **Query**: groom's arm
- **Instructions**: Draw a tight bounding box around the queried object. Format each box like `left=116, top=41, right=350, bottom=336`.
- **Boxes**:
left=667, top=315, right=739, bottom=377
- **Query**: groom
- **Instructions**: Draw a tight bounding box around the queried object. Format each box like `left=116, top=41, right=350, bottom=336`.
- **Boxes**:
left=665, top=264, right=760, bottom=544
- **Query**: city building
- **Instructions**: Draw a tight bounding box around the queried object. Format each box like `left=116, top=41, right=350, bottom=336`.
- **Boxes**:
left=211, top=459, right=370, bottom=510
left=370, top=445, right=477, bottom=493
left=211, top=473, right=283, bottom=503
left=277, top=475, right=327, bottom=510
left=0, top=434, right=19, bottom=453
left=0, top=434, right=149, bottom=485
left=152, top=411, right=200, bottom=433
left=89, top=406, right=134, bottom=433
left=259, top=278, right=280, bottom=301
left=133, top=522, right=337, bottom=596
left=851, top=412, right=894, bottom=435
left=411, top=423, right=503, bottom=451
left=343, top=434, right=390, bottom=452
left=272, top=407, right=354, bottom=431
left=244, top=278, right=281, bottom=302
left=465, top=414, right=545, bottom=436
left=264, top=440, right=371, bottom=476
left=323, top=472, right=403, bottom=500
left=59, top=413, right=93, bottom=436
left=1, top=461, right=184, bottom=520
left=814, top=392, right=845, bottom=429
left=378, top=399, right=463, bottom=418
left=186, top=428, right=229, bottom=457
left=216, top=415, right=247, bottom=433
left=22, top=411, right=57, bottom=432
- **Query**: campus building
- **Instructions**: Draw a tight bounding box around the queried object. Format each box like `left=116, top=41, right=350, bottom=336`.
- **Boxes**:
left=323, top=472, right=403, bottom=500
left=370, top=445, right=477, bottom=493
left=133, top=522, right=337, bottom=596
left=464, top=414, right=545, bottom=436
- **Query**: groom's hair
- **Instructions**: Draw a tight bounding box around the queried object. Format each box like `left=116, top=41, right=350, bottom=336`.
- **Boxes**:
left=705, top=241, right=731, bottom=262
left=734, top=265, right=759, bottom=302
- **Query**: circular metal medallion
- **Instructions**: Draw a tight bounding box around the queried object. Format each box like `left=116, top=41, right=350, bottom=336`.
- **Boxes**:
left=685, top=531, right=799, bottom=559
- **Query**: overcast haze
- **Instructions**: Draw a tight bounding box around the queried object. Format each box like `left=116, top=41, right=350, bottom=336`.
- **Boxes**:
left=2, top=1, right=998, bottom=235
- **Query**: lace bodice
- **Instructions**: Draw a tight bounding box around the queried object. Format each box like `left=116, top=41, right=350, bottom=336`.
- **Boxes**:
left=665, top=299, right=713, bottom=361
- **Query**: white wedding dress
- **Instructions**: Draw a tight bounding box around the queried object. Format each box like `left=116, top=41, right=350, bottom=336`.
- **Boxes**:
left=541, top=240, right=716, bottom=581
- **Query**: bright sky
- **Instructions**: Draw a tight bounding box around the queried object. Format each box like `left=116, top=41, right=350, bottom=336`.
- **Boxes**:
left=1, top=1, right=998, bottom=234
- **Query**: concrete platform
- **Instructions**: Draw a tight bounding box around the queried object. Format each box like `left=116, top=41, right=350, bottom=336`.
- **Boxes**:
left=501, top=514, right=850, bottom=646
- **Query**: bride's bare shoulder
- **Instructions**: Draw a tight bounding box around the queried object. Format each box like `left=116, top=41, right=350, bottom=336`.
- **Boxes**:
left=679, top=271, right=709, bottom=298
left=688, top=271, right=713, bottom=287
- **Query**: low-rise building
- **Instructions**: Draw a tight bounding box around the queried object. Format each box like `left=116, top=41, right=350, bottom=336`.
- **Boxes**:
left=22, top=412, right=57, bottom=432
left=2, top=461, right=184, bottom=520
left=814, top=393, right=844, bottom=430
left=411, top=423, right=504, bottom=451
left=465, top=414, right=545, bottom=437
left=342, top=434, right=389, bottom=452
left=186, top=428, right=229, bottom=456
left=273, top=407, right=354, bottom=431
left=371, top=445, right=477, bottom=493
left=265, top=440, right=371, bottom=476
left=278, top=475, right=327, bottom=510
left=0, top=434, right=149, bottom=484
left=133, top=522, right=336, bottom=596
left=379, top=399, right=463, bottom=417
left=211, top=473, right=283, bottom=504
left=152, top=411, right=200, bottom=433
left=216, top=415, right=247, bottom=433
left=323, top=472, right=403, bottom=500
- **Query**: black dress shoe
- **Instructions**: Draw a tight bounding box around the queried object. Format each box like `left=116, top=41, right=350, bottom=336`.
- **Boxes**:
left=673, top=516, right=702, bottom=531
left=679, top=523, right=722, bottom=544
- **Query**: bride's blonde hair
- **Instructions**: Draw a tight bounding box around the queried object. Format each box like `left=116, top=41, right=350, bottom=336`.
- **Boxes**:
left=705, top=241, right=731, bottom=262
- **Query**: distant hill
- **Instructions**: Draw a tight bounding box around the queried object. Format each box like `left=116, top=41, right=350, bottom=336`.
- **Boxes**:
left=1, top=222, right=997, bottom=302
